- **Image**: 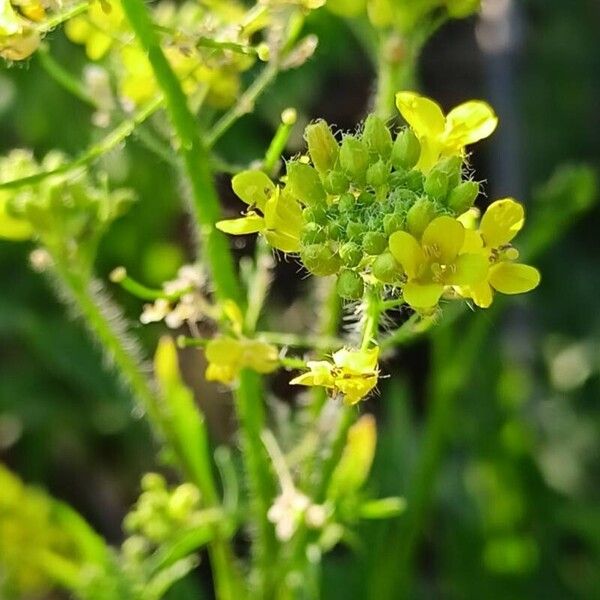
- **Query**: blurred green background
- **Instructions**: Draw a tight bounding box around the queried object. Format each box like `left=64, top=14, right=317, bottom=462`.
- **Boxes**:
left=1, top=0, right=599, bottom=598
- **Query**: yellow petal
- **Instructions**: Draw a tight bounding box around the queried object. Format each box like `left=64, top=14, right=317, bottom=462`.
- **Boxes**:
left=290, top=361, right=334, bottom=388
left=231, top=170, right=275, bottom=210
left=216, top=214, right=265, bottom=235
left=388, top=230, right=424, bottom=278
left=469, top=280, right=494, bottom=308
left=243, top=340, right=279, bottom=374
left=396, top=92, right=445, bottom=138
left=333, top=347, right=379, bottom=374
left=0, top=199, right=33, bottom=240
left=403, top=281, right=444, bottom=309
left=444, top=100, right=498, bottom=148
left=205, top=363, right=236, bottom=384
left=489, top=262, right=540, bottom=295
left=337, top=375, right=378, bottom=405
left=263, top=190, right=303, bottom=252
left=422, top=216, right=465, bottom=263
left=480, top=198, right=525, bottom=248
left=460, top=228, right=485, bottom=254
left=451, top=253, right=489, bottom=285
left=205, top=337, right=243, bottom=368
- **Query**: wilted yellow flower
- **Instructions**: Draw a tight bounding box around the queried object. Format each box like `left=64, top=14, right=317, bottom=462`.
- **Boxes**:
left=389, top=215, right=488, bottom=310
left=456, top=198, right=540, bottom=307
left=290, top=347, right=379, bottom=405
left=217, top=170, right=304, bottom=253
left=396, top=91, right=497, bottom=172
left=205, top=336, right=279, bottom=384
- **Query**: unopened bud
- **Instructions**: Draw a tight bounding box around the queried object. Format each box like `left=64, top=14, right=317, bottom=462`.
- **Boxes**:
left=363, top=231, right=387, bottom=255
left=323, top=170, right=350, bottom=195
left=367, top=159, right=391, bottom=188
left=305, top=120, right=339, bottom=173
left=301, top=244, right=341, bottom=276
left=383, top=213, right=404, bottom=236
left=363, top=114, right=392, bottom=159
left=424, top=169, right=449, bottom=202
left=372, top=252, right=403, bottom=283
left=447, top=181, right=480, bottom=214
left=407, top=198, right=437, bottom=238
left=339, top=136, right=370, bottom=183
left=286, top=161, right=326, bottom=206
left=392, top=129, right=421, bottom=170
left=337, top=269, right=364, bottom=300
left=339, top=242, right=363, bottom=267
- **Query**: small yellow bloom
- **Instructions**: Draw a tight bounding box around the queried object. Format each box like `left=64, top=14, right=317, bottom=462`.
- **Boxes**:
left=290, top=347, right=379, bottom=405
left=396, top=91, right=497, bottom=172
left=216, top=171, right=304, bottom=253
left=205, top=336, right=279, bottom=384
left=389, top=215, right=488, bottom=310
left=457, top=198, right=540, bottom=307
left=0, top=0, right=40, bottom=60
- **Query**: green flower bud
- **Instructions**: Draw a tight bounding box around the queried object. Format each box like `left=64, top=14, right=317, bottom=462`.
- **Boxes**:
left=141, top=473, right=166, bottom=492
left=367, top=159, right=391, bottom=188
left=327, top=221, right=345, bottom=241
left=372, top=252, right=403, bottom=283
left=392, top=129, right=421, bottom=170
left=302, top=222, right=327, bottom=244
left=383, top=213, right=404, bottom=236
left=339, top=136, right=370, bottom=183
left=363, top=231, right=387, bottom=255
left=323, top=170, right=350, bottom=195
left=286, top=161, right=326, bottom=206
left=406, top=197, right=437, bottom=238
left=447, top=180, right=480, bottom=214
left=436, top=155, right=463, bottom=190
left=339, top=242, right=363, bottom=267
left=357, top=191, right=376, bottom=207
left=363, top=114, right=392, bottom=159
left=347, top=221, right=366, bottom=239
left=338, top=192, right=355, bottom=213
left=336, top=269, right=364, bottom=300
left=301, top=244, right=341, bottom=276
left=303, top=205, right=327, bottom=225
left=424, top=169, right=449, bottom=202
left=404, top=169, right=424, bottom=192
left=305, top=120, right=339, bottom=173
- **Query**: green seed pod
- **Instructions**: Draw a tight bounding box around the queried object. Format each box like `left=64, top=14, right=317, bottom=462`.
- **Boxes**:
left=447, top=180, right=480, bottom=214
left=404, top=169, right=424, bottom=192
left=303, top=205, right=327, bottom=225
left=363, top=114, right=393, bottom=159
left=406, top=197, right=437, bottom=238
left=363, top=231, right=388, bottom=255
left=323, top=170, right=350, bottom=195
left=357, top=191, right=376, bottom=207
left=305, top=120, right=339, bottom=173
left=301, top=244, right=341, bottom=276
left=424, top=168, right=449, bottom=202
left=286, top=161, right=326, bottom=206
left=372, top=252, right=403, bottom=284
left=383, top=213, right=404, bottom=236
left=339, top=242, right=363, bottom=267
left=347, top=221, right=366, bottom=239
left=337, top=269, right=364, bottom=300
left=392, top=129, right=421, bottom=170
left=338, top=192, right=355, bottom=213
left=301, top=222, right=327, bottom=245
left=339, top=135, right=370, bottom=183
left=367, top=159, right=391, bottom=188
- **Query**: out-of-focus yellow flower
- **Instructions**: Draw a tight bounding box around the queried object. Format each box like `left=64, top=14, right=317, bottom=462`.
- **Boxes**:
left=389, top=215, right=488, bottom=310
left=290, top=347, right=379, bottom=405
left=456, top=198, right=540, bottom=307
left=64, top=0, right=126, bottom=61
left=217, top=170, right=304, bottom=253
left=0, top=0, right=40, bottom=60
left=205, top=336, right=279, bottom=384
left=396, top=91, right=497, bottom=172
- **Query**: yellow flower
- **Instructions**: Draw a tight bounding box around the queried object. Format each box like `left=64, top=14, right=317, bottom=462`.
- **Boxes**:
left=216, top=170, right=304, bottom=253
left=0, top=0, right=40, bottom=60
left=205, top=336, right=279, bottom=384
left=457, top=198, right=540, bottom=307
left=290, top=347, right=379, bottom=405
left=389, top=215, right=488, bottom=310
left=396, top=91, right=498, bottom=172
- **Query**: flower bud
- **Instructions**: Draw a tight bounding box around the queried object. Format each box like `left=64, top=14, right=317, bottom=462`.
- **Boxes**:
left=447, top=180, right=480, bottom=214
left=338, top=192, right=355, bottom=213
left=339, top=136, right=370, bottom=183
left=363, top=114, right=392, bottom=159
left=339, top=242, right=363, bottom=267
left=363, top=231, right=387, bottom=255
left=302, top=222, right=327, bottom=244
left=303, top=205, right=327, bottom=225
left=346, top=221, right=366, bottom=239
left=301, top=244, right=341, bottom=276
left=406, top=198, right=437, bottom=238
left=404, top=169, right=424, bottom=192
left=323, top=170, right=350, bottom=195
left=326, top=221, right=345, bottom=241
left=424, top=168, right=449, bottom=202
left=436, top=155, right=463, bottom=190
left=305, top=120, right=339, bottom=173
left=392, top=129, right=421, bottom=170
left=357, top=191, right=376, bottom=207
left=383, top=213, right=404, bottom=236
left=372, top=252, right=403, bottom=283
left=286, top=161, right=326, bottom=206
left=367, top=159, right=391, bottom=188
left=336, top=269, right=364, bottom=300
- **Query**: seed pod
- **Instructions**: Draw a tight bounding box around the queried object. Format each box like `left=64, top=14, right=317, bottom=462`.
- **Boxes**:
left=383, top=213, right=404, bottom=236
left=363, top=231, right=388, bottom=255
left=305, top=120, right=339, bottom=173
left=447, top=180, right=480, bottom=214
left=323, top=170, right=350, bottom=195
left=367, top=159, right=391, bottom=188
left=406, top=197, right=437, bottom=238
left=372, top=252, right=403, bottom=283
left=301, top=244, right=341, bottom=276
left=392, top=129, right=421, bottom=170
left=424, top=168, right=449, bottom=202
left=337, top=269, right=364, bottom=300
left=339, top=242, right=363, bottom=267
left=363, top=114, right=393, bottom=159
left=339, top=136, right=370, bottom=183
left=286, top=161, right=326, bottom=206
